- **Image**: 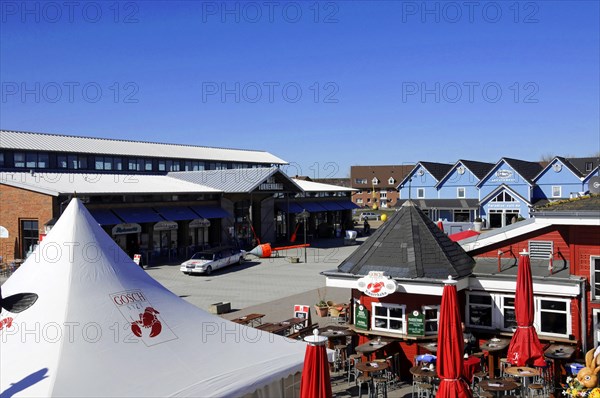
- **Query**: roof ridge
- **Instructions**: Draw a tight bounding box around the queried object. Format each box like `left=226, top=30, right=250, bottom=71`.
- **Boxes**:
left=0, top=129, right=271, bottom=154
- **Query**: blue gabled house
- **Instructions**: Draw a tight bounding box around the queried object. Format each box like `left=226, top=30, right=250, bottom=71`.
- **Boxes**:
left=397, top=162, right=453, bottom=200
left=532, top=157, right=595, bottom=202
left=476, top=158, right=543, bottom=228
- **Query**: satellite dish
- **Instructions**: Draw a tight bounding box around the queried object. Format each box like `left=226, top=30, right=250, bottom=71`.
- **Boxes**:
left=589, top=176, right=600, bottom=194
left=457, top=166, right=465, bottom=175
left=417, top=169, right=425, bottom=176
left=552, top=163, right=562, bottom=172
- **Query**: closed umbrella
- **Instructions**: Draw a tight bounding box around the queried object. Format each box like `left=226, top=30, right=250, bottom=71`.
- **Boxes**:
left=437, top=276, right=472, bottom=398
left=507, top=251, right=546, bottom=367
left=300, top=330, right=332, bottom=398
left=437, top=220, right=445, bottom=232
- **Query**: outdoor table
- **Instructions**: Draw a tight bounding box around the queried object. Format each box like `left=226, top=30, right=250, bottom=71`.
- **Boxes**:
left=463, top=355, right=482, bottom=382
left=357, top=361, right=390, bottom=398
left=255, top=322, right=291, bottom=335
left=480, top=338, right=510, bottom=378
left=478, top=379, right=519, bottom=397
left=545, top=344, right=576, bottom=393
left=319, top=326, right=355, bottom=349
left=231, top=313, right=265, bottom=327
left=409, top=365, right=438, bottom=379
left=418, top=341, right=438, bottom=353
left=504, top=366, right=539, bottom=396
left=355, top=338, right=391, bottom=360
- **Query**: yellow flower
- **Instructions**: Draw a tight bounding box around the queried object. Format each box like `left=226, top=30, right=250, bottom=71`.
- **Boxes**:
left=589, top=388, right=600, bottom=398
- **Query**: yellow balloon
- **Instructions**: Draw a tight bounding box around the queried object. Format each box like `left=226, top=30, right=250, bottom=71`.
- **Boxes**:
left=372, top=204, right=378, bottom=210
left=380, top=214, right=387, bottom=222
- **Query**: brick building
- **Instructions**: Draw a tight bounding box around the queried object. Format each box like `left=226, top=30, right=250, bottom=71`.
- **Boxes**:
left=350, top=165, right=413, bottom=208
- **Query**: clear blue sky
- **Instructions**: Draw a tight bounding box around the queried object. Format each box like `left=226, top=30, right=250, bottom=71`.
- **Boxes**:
left=1, top=1, right=599, bottom=178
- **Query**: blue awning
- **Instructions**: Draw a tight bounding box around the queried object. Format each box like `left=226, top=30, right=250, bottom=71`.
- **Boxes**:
left=155, top=206, right=198, bottom=221
left=335, top=200, right=360, bottom=210
left=318, top=201, right=345, bottom=211
left=276, top=202, right=304, bottom=214
left=88, top=208, right=122, bottom=225
left=190, top=205, right=231, bottom=219
left=298, top=202, right=327, bottom=212
left=113, top=207, right=163, bottom=223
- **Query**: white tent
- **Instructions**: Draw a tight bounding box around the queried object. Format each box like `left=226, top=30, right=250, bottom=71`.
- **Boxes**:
left=0, top=199, right=306, bottom=397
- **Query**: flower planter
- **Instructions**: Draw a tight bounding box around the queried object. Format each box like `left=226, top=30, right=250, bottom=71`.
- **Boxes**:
left=314, top=305, right=329, bottom=317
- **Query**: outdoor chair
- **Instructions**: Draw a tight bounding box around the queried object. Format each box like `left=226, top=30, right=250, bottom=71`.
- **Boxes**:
left=356, top=374, right=372, bottom=398
left=346, top=354, right=362, bottom=385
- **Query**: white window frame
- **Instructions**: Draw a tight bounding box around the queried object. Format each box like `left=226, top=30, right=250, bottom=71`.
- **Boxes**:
left=467, top=292, right=571, bottom=338
left=417, top=188, right=425, bottom=198
left=457, top=187, right=466, bottom=198
left=591, top=256, right=600, bottom=300
left=466, top=292, right=495, bottom=330
left=593, top=308, right=600, bottom=348
left=380, top=190, right=387, bottom=199
left=388, top=177, right=395, bottom=184
left=422, top=305, right=440, bottom=335
left=372, top=177, right=379, bottom=185
left=356, top=198, right=363, bottom=204
left=552, top=186, right=562, bottom=198
left=533, top=296, right=571, bottom=339
left=371, top=302, right=406, bottom=334
left=499, top=295, right=517, bottom=332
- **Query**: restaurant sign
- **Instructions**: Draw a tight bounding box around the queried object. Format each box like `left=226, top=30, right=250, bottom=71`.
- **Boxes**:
left=154, top=221, right=179, bottom=231
left=355, top=304, right=369, bottom=330
left=357, top=271, right=397, bottom=298
left=407, top=310, right=425, bottom=337
left=112, top=223, right=142, bottom=235
left=189, top=218, right=211, bottom=228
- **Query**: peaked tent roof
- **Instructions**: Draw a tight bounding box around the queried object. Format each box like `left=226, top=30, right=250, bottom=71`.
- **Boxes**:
left=0, top=199, right=305, bottom=397
left=335, top=201, right=474, bottom=280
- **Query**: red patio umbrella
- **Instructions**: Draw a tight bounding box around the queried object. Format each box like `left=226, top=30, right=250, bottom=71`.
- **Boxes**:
left=300, top=330, right=332, bottom=398
left=507, top=251, right=546, bottom=367
left=437, top=276, right=472, bottom=398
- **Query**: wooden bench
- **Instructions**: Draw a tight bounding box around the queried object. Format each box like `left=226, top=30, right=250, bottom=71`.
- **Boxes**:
left=288, top=323, right=319, bottom=340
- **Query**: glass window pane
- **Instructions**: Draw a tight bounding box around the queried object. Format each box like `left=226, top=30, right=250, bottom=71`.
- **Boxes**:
left=145, top=160, right=152, bottom=171
left=389, top=319, right=403, bottom=330
left=504, top=297, right=515, bottom=306
left=540, top=312, right=566, bottom=334
left=541, top=300, right=566, bottom=311
left=504, top=309, right=517, bottom=328
left=79, top=156, right=87, bottom=169
left=389, top=307, right=403, bottom=319
left=58, top=155, right=67, bottom=168
left=38, top=153, right=48, bottom=168
left=26, top=153, right=37, bottom=168
left=469, top=306, right=492, bottom=326
left=375, top=306, right=387, bottom=317
left=424, top=309, right=437, bottom=320
left=95, top=157, right=104, bottom=170
left=470, top=295, right=492, bottom=305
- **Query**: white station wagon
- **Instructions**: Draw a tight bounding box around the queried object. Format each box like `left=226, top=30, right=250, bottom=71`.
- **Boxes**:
left=180, top=247, right=244, bottom=275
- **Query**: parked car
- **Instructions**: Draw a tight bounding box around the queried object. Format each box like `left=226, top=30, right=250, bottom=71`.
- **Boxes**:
left=359, top=212, right=380, bottom=221
left=180, top=247, right=244, bottom=275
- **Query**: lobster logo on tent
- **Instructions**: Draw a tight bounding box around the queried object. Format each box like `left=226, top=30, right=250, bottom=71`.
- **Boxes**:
left=357, top=271, right=397, bottom=298
left=0, top=316, right=13, bottom=332
left=110, top=289, right=177, bottom=346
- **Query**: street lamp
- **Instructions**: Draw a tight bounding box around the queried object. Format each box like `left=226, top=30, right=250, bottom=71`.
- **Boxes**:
left=298, top=209, right=310, bottom=263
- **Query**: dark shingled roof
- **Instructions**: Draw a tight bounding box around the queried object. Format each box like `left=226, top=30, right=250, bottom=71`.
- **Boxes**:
left=503, top=158, right=544, bottom=183
left=534, top=194, right=600, bottom=212
left=564, top=157, right=599, bottom=177
left=337, top=201, right=475, bottom=280
left=460, top=160, right=495, bottom=180
left=419, top=162, right=454, bottom=182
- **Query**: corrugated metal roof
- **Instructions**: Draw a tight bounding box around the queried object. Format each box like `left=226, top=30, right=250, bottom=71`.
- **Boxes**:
left=0, top=130, right=288, bottom=165
left=170, top=167, right=302, bottom=193
left=291, top=178, right=356, bottom=192
left=0, top=172, right=219, bottom=196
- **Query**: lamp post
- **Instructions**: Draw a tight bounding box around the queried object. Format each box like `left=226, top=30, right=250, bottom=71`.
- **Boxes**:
left=298, top=210, right=310, bottom=263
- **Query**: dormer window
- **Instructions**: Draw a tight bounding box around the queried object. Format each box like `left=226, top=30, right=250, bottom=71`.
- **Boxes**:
left=388, top=177, right=395, bottom=184
left=586, top=162, right=594, bottom=172
left=372, top=177, right=379, bottom=185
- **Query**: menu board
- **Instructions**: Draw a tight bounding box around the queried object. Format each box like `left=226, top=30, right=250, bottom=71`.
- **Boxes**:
left=407, top=310, right=425, bottom=336
left=355, top=304, right=369, bottom=330
left=294, top=304, right=311, bottom=328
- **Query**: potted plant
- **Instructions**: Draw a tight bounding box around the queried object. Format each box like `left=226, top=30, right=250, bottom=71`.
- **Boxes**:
left=314, top=300, right=329, bottom=317
left=314, top=288, right=329, bottom=317
left=472, top=217, right=483, bottom=232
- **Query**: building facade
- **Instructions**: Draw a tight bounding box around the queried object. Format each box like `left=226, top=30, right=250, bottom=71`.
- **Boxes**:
left=350, top=165, right=413, bottom=209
